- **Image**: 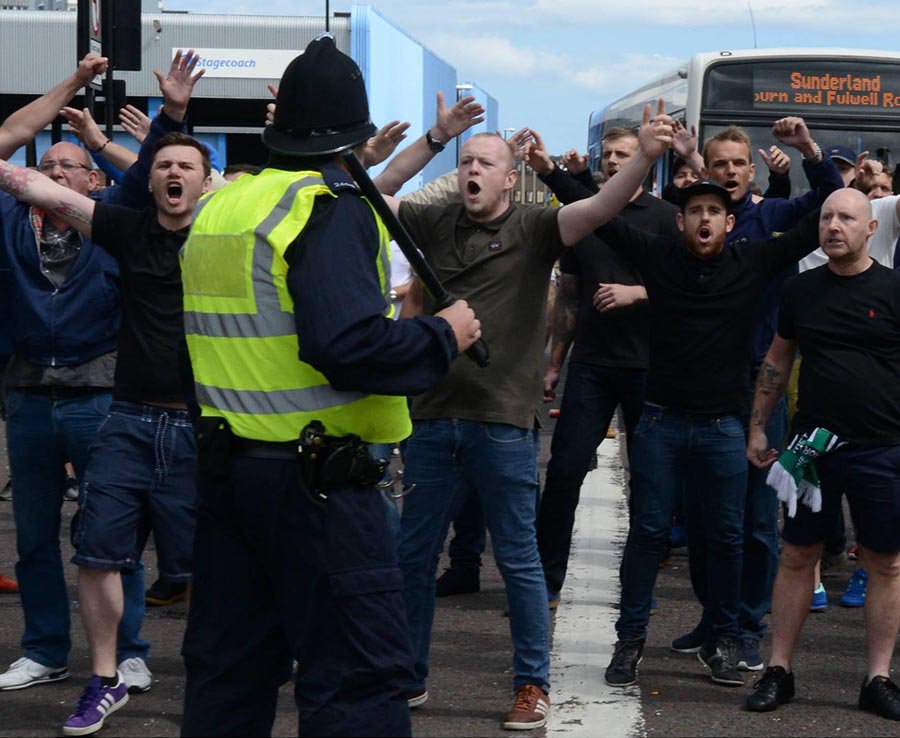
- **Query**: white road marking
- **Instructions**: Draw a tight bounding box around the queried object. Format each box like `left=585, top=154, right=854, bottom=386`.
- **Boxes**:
left=547, top=437, right=644, bottom=738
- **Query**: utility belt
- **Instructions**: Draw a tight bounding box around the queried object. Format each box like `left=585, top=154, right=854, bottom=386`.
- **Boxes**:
left=195, top=417, right=394, bottom=505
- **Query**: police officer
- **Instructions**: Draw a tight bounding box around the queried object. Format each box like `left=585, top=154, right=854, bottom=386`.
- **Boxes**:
left=178, top=36, right=481, bottom=737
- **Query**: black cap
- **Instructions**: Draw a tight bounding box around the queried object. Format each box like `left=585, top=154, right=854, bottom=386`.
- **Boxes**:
left=262, top=34, right=376, bottom=157
left=678, top=179, right=733, bottom=212
left=827, top=145, right=857, bottom=166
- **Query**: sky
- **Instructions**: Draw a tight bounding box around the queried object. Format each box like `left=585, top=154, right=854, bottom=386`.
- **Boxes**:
left=167, top=0, right=900, bottom=154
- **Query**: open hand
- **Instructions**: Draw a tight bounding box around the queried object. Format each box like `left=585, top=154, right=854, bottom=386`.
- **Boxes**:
left=362, top=120, right=411, bottom=168
left=672, top=120, right=698, bottom=160
left=433, top=91, right=485, bottom=141
left=638, top=100, right=673, bottom=161
left=154, top=49, right=205, bottom=122
left=60, top=107, right=106, bottom=151
left=119, top=105, right=151, bottom=144
left=505, top=128, right=534, bottom=161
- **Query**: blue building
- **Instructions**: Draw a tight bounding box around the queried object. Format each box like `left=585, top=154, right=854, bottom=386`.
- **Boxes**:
left=0, top=4, right=499, bottom=193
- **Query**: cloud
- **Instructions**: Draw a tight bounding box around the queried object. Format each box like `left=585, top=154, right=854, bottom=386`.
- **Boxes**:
left=531, top=0, right=900, bottom=32
left=426, top=33, right=681, bottom=96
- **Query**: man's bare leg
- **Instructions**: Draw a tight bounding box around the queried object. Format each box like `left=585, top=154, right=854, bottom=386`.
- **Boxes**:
left=861, top=547, right=900, bottom=681
left=769, top=542, right=823, bottom=670
left=78, top=567, right=123, bottom=677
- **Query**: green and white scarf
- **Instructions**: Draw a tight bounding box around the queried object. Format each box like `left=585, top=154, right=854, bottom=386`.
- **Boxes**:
left=766, top=427, right=846, bottom=518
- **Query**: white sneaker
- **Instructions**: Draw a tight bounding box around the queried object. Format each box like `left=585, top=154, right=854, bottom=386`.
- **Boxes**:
left=117, top=658, right=152, bottom=694
left=0, top=657, right=68, bottom=691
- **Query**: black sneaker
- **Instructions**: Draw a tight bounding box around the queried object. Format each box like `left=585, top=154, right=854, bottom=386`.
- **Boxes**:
left=605, top=638, right=644, bottom=687
left=435, top=567, right=479, bottom=598
left=145, top=578, right=188, bottom=607
left=745, top=666, right=795, bottom=712
left=859, top=675, right=900, bottom=721
left=698, top=638, right=743, bottom=687
left=671, top=625, right=706, bottom=654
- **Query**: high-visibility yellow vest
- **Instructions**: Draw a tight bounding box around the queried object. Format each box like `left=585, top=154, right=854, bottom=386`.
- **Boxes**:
left=180, top=168, right=412, bottom=443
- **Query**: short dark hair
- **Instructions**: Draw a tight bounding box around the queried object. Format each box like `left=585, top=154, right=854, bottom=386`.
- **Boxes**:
left=152, top=132, right=211, bottom=177
left=223, top=163, right=261, bottom=177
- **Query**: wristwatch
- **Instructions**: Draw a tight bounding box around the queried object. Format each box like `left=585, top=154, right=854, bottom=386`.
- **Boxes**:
left=425, top=129, right=446, bottom=153
left=803, top=142, right=823, bottom=164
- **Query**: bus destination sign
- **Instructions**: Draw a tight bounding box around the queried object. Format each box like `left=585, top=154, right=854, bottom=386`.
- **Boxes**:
left=754, top=68, right=900, bottom=113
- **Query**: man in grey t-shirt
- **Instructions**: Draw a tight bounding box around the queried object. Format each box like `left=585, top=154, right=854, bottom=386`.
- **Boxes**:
left=383, top=106, right=675, bottom=729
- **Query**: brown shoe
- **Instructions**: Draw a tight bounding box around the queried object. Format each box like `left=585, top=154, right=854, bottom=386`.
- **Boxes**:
left=503, top=684, right=550, bottom=730
left=605, top=426, right=617, bottom=439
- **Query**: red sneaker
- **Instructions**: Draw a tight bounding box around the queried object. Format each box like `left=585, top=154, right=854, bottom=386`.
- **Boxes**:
left=0, top=573, right=19, bottom=594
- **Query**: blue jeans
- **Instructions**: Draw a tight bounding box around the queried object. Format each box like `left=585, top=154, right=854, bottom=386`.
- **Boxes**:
left=5, top=390, right=149, bottom=668
left=538, top=363, right=646, bottom=595
left=687, top=398, right=787, bottom=641
left=616, top=405, right=747, bottom=642
left=371, top=443, right=401, bottom=551
left=73, top=402, right=197, bottom=581
left=399, top=419, right=550, bottom=692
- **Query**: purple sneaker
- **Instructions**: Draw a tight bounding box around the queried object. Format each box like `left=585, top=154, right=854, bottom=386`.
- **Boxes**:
left=63, top=674, right=129, bottom=736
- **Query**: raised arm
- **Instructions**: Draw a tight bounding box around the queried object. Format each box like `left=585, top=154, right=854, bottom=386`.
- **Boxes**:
left=0, top=54, right=107, bottom=160
left=60, top=106, right=138, bottom=174
left=557, top=101, right=672, bottom=247
left=0, top=160, right=95, bottom=237
left=672, top=120, right=705, bottom=176
left=374, top=91, right=485, bottom=196
left=747, top=335, right=797, bottom=468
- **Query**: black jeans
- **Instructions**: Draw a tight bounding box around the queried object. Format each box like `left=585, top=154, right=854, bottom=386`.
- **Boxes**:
left=537, top=363, right=646, bottom=595
left=181, top=455, right=414, bottom=737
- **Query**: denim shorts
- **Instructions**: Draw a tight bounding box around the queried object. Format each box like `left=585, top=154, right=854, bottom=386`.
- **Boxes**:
left=782, top=444, right=900, bottom=555
left=72, top=401, right=198, bottom=581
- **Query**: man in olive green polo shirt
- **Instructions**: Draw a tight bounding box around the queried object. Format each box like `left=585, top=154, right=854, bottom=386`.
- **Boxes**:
left=381, top=104, right=674, bottom=730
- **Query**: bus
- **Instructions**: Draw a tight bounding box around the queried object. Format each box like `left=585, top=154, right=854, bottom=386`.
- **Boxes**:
left=588, top=48, right=900, bottom=194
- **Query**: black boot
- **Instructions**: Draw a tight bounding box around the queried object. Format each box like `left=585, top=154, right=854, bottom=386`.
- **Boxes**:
left=435, top=566, right=480, bottom=597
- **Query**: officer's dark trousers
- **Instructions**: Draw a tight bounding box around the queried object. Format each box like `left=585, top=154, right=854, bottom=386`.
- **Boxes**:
left=181, top=455, right=414, bottom=737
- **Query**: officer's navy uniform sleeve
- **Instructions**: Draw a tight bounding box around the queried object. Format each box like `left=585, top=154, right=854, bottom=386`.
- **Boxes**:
left=285, top=169, right=458, bottom=396
left=761, top=155, right=843, bottom=232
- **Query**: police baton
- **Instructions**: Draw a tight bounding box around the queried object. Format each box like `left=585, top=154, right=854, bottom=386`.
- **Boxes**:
left=341, top=150, right=490, bottom=368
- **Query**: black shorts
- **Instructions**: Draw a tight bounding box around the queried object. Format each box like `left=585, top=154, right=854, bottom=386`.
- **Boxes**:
left=781, top=444, right=900, bottom=555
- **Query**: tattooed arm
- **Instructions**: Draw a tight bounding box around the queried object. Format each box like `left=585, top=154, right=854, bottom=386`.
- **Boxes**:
left=543, top=272, right=580, bottom=402
left=0, top=160, right=94, bottom=237
left=747, top=334, right=797, bottom=469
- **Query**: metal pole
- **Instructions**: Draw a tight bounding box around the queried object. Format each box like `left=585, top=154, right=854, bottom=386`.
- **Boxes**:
left=325, top=0, right=330, bottom=31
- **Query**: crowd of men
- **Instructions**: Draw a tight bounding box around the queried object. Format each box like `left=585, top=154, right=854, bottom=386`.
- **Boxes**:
left=0, top=33, right=897, bottom=737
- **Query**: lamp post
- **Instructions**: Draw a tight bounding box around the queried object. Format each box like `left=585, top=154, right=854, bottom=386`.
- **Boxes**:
left=503, top=127, right=515, bottom=140
left=455, top=83, right=474, bottom=164
left=325, top=0, right=330, bottom=32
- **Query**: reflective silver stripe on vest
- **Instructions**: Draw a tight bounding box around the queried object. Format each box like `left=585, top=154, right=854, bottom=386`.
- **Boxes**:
left=195, top=382, right=365, bottom=415
left=185, top=175, right=325, bottom=339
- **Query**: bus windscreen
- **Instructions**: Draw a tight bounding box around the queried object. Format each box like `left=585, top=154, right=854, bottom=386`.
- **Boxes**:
left=705, top=60, right=900, bottom=116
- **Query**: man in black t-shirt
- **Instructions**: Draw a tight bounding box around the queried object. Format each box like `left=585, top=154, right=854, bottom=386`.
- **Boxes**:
left=0, top=120, right=210, bottom=733
left=526, top=128, right=680, bottom=601
left=600, top=179, right=822, bottom=690
left=745, top=188, right=900, bottom=721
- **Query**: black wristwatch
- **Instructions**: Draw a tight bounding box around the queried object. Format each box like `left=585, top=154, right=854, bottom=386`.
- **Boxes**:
left=426, top=129, right=446, bottom=153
